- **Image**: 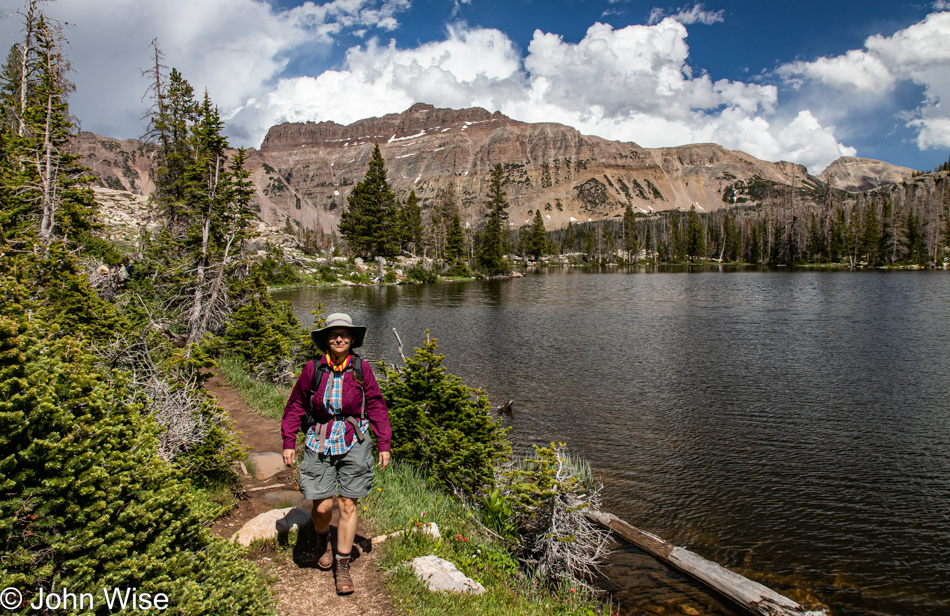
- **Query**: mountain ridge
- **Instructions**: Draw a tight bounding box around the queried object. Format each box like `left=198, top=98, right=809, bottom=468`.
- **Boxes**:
left=76, top=103, right=916, bottom=235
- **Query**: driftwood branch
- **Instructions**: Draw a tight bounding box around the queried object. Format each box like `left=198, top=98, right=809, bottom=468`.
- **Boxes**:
left=495, top=400, right=514, bottom=417
left=583, top=509, right=825, bottom=616
left=392, top=328, right=407, bottom=364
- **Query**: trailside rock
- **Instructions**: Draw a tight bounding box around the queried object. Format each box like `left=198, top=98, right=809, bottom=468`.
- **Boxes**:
left=231, top=507, right=311, bottom=547
left=409, top=555, right=486, bottom=595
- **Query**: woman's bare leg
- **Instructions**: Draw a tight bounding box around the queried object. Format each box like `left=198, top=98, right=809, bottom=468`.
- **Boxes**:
left=336, top=496, right=359, bottom=554
left=312, top=497, right=333, bottom=533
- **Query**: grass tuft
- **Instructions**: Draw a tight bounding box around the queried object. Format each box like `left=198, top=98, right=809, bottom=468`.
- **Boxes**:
left=363, top=462, right=611, bottom=616
left=218, top=354, right=290, bottom=421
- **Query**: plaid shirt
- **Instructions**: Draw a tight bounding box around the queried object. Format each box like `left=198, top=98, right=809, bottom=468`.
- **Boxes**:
left=304, top=371, right=368, bottom=455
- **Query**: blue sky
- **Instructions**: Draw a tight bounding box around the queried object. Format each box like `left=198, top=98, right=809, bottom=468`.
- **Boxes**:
left=2, top=0, right=949, bottom=173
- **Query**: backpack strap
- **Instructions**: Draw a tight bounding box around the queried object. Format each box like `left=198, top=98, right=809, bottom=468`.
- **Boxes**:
left=306, top=356, right=368, bottom=451
left=346, top=355, right=367, bottom=442
left=302, top=361, right=329, bottom=452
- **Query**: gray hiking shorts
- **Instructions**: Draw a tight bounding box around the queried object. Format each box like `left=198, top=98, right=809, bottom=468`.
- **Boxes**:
left=298, top=434, right=375, bottom=500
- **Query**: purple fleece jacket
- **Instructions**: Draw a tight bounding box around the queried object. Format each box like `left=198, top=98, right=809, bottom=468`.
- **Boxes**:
left=281, top=356, right=392, bottom=452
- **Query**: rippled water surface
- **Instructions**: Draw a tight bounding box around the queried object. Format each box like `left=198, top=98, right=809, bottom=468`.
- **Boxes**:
left=274, top=267, right=950, bottom=616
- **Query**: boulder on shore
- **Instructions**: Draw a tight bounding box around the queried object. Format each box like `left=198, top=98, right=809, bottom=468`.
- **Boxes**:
left=409, top=555, right=486, bottom=595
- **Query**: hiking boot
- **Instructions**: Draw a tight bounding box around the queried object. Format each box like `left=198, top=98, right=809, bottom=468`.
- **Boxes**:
left=315, top=529, right=333, bottom=570
left=335, top=554, right=354, bottom=595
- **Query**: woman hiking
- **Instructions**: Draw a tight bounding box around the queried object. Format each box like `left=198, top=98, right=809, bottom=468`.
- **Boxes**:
left=282, top=313, right=392, bottom=595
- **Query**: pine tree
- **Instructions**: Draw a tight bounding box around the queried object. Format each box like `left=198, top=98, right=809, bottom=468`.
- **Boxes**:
left=830, top=208, right=845, bottom=262
left=527, top=209, right=546, bottom=260
left=583, top=229, right=595, bottom=261
left=227, top=147, right=258, bottom=257
left=148, top=67, right=198, bottom=232
left=879, top=197, right=894, bottom=265
left=0, top=289, right=273, bottom=615
left=862, top=201, right=881, bottom=264
left=402, top=189, right=423, bottom=255
left=622, top=204, right=638, bottom=262
left=140, top=61, right=258, bottom=343
left=0, top=9, right=96, bottom=244
left=686, top=205, right=706, bottom=260
left=380, top=333, right=510, bottom=498
left=808, top=211, right=824, bottom=262
left=904, top=208, right=924, bottom=263
left=338, top=144, right=398, bottom=258
left=429, top=184, right=459, bottom=259
left=748, top=221, right=763, bottom=263
left=644, top=222, right=653, bottom=260
left=445, top=213, right=465, bottom=262
left=563, top=221, right=576, bottom=254
left=475, top=163, right=511, bottom=275
left=669, top=213, right=683, bottom=261
left=723, top=210, right=741, bottom=261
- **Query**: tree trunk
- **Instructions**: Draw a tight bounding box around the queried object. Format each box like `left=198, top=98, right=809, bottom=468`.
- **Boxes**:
left=17, top=1, right=38, bottom=138
left=196, top=232, right=235, bottom=339
left=188, top=156, right=221, bottom=343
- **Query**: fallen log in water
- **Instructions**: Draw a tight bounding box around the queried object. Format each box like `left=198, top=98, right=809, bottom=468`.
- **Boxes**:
left=584, top=508, right=826, bottom=616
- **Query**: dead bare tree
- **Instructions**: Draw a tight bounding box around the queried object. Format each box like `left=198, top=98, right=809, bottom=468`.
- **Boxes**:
left=500, top=445, right=611, bottom=589
left=90, top=330, right=227, bottom=465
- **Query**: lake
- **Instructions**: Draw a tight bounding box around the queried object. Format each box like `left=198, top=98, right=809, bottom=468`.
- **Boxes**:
left=273, top=266, right=950, bottom=616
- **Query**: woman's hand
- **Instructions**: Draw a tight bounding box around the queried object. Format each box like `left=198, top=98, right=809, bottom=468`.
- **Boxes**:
left=283, top=448, right=296, bottom=466
left=378, top=451, right=391, bottom=470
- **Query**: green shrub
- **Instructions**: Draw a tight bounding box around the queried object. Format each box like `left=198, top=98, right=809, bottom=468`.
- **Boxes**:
left=252, top=245, right=300, bottom=285
left=348, top=269, right=372, bottom=284
left=380, top=333, right=510, bottom=499
left=225, top=273, right=304, bottom=382
left=444, top=260, right=472, bottom=278
left=76, top=230, right=125, bottom=265
left=26, top=244, right=130, bottom=343
left=0, top=296, right=273, bottom=615
left=407, top=261, right=437, bottom=283
left=318, top=264, right=337, bottom=283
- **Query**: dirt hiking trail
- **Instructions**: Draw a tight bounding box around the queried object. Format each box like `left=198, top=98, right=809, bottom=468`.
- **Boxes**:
left=204, top=371, right=395, bottom=616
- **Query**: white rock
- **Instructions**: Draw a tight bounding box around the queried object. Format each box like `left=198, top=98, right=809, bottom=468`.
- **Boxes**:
left=410, top=555, right=485, bottom=594
left=231, top=507, right=311, bottom=547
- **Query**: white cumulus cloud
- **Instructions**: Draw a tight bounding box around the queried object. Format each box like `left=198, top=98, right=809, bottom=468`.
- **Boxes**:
left=228, top=24, right=523, bottom=140
left=648, top=3, right=724, bottom=26
left=236, top=18, right=848, bottom=171
left=778, top=50, right=895, bottom=94
left=0, top=0, right=858, bottom=172
left=0, top=0, right=413, bottom=141
left=778, top=10, right=950, bottom=149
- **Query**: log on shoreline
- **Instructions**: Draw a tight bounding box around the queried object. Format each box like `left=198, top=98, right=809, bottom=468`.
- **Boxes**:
left=584, top=508, right=826, bottom=616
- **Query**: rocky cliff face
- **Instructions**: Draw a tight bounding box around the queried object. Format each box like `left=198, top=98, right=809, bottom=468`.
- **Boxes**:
left=74, top=132, right=156, bottom=195
left=76, top=104, right=917, bottom=234
left=817, top=156, right=915, bottom=192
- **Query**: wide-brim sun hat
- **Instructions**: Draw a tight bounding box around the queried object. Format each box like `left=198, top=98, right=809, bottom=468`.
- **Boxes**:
left=312, top=313, right=367, bottom=352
